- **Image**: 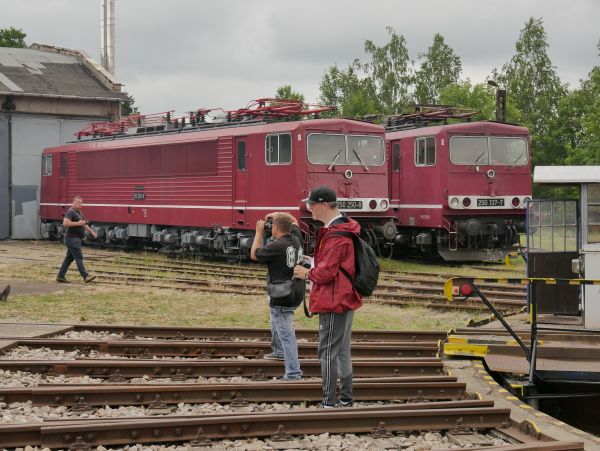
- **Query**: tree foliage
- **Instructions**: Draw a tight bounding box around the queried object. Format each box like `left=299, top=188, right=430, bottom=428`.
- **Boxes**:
left=415, top=34, right=462, bottom=105
left=319, top=61, right=380, bottom=117
left=275, top=85, right=305, bottom=103
left=363, top=27, right=414, bottom=113
left=0, top=27, right=27, bottom=48
left=495, top=18, right=567, bottom=168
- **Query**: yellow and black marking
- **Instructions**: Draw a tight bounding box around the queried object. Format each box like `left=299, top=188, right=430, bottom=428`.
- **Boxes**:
left=443, top=276, right=600, bottom=302
left=504, top=251, right=522, bottom=268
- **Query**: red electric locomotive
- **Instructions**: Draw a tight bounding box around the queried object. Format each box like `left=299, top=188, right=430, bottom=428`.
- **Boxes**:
left=39, top=100, right=393, bottom=259
left=384, top=108, right=532, bottom=261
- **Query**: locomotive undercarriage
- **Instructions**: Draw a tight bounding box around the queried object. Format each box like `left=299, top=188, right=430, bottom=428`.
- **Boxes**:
left=40, top=221, right=256, bottom=260
left=391, top=216, right=523, bottom=262
left=40, top=219, right=396, bottom=261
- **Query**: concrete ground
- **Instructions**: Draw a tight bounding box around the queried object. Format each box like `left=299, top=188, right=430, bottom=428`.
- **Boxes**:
left=446, top=358, right=600, bottom=450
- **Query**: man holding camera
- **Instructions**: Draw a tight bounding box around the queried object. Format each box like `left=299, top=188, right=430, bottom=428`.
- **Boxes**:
left=56, top=196, right=97, bottom=284
left=293, top=186, right=362, bottom=408
left=251, top=212, right=304, bottom=381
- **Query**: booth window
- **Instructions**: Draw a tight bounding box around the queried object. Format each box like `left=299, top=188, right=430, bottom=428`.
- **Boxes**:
left=587, top=184, right=600, bottom=243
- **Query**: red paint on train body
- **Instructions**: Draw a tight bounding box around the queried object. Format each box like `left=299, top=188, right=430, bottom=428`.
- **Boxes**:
left=40, top=118, right=391, bottom=257
left=386, top=121, right=532, bottom=261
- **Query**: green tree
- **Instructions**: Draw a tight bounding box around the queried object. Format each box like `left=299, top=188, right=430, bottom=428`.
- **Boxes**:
left=496, top=17, right=567, bottom=167
left=562, top=42, right=600, bottom=165
left=319, top=61, right=380, bottom=117
left=275, top=85, right=305, bottom=103
left=440, top=80, right=522, bottom=123
left=363, top=27, right=414, bottom=114
left=0, top=27, right=27, bottom=48
left=120, top=92, right=139, bottom=116
left=415, top=34, right=462, bottom=105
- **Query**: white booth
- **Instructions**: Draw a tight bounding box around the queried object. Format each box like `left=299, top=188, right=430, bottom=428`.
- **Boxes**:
left=534, top=166, right=600, bottom=329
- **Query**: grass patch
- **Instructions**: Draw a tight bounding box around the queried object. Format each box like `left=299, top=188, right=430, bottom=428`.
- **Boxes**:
left=0, top=285, right=486, bottom=331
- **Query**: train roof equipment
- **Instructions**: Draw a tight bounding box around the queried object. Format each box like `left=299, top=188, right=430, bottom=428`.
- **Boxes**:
left=375, top=106, right=480, bottom=131
left=74, top=98, right=336, bottom=140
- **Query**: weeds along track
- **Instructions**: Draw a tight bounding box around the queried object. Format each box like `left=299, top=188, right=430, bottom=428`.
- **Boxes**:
left=0, top=326, right=582, bottom=450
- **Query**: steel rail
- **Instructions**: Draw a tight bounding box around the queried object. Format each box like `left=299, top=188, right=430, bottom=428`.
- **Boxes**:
left=7, top=338, right=439, bottom=359
left=0, top=376, right=463, bottom=406
left=89, top=268, right=526, bottom=304
left=0, top=400, right=497, bottom=448
left=66, top=324, right=448, bottom=342
left=461, top=444, right=584, bottom=451
left=86, top=259, right=527, bottom=297
left=3, top=405, right=512, bottom=448
left=87, top=273, right=522, bottom=311
left=0, top=358, right=446, bottom=379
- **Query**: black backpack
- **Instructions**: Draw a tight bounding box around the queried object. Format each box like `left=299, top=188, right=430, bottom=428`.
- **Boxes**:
left=330, top=231, right=380, bottom=297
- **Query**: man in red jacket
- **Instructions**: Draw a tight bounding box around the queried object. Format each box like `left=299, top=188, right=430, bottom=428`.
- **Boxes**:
left=293, top=186, right=362, bottom=408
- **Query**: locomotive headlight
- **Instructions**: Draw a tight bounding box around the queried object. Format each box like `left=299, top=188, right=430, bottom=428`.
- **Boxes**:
left=379, top=199, right=389, bottom=210
left=462, top=197, right=472, bottom=208
left=369, top=199, right=378, bottom=210
left=450, top=197, right=460, bottom=208
left=511, top=197, right=520, bottom=207
left=522, top=196, right=531, bottom=206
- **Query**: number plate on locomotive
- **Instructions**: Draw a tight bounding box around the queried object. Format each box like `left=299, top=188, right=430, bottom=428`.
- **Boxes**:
left=477, top=198, right=504, bottom=207
left=337, top=200, right=363, bottom=209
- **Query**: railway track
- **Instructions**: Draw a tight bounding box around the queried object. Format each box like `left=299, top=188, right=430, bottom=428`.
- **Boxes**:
left=2, top=241, right=527, bottom=311
left=0, top=325, right=584, bottom=449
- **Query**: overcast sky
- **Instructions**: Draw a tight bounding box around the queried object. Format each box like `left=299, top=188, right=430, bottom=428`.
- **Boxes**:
left=3, top=0, right=599, bottom=113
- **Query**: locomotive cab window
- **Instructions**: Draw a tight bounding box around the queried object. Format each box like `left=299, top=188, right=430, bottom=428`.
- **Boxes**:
left=41, top=154, right=53, bottom=176
left=265, top=133, right=292, bottom=165
left=237, top=141, right=247, bottom=171
left=393, top=144, right=400, bottom=172
left=450, top=136, right=528, bottom=166
left=414, top=137, right=435, bottom=166
left=307, top=134, right=384, bottom=166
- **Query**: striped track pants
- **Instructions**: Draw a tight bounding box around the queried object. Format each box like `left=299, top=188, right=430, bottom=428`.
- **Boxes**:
left=318, top=310, right=354, bottom=406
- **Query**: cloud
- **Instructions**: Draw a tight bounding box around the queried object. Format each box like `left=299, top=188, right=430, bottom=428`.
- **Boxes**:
left=1, top=0, right=598, bottom=112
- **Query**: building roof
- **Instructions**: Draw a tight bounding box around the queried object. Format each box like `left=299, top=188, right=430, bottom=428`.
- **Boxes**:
left=534, top=166, right=600, bottom=184
left=0, top=44, right=128, bottom=102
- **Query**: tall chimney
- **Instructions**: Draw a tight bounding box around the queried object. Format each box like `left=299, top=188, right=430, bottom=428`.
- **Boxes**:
left=101, top=0, right=115, bottom=75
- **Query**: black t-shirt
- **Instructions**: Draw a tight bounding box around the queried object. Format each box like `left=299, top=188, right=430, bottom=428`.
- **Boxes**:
left=65, top=208, right=85, bottom=239
left=255, top=225, right=303, bottom=282
left=255, top=226, right=305, bottom=306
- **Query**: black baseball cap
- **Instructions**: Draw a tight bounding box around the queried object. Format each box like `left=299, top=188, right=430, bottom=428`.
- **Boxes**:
left=303, top=186, right=337, bottom=203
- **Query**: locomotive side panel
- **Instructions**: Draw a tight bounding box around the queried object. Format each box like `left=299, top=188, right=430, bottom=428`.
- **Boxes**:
left=391, top=133, right=446, bottom=228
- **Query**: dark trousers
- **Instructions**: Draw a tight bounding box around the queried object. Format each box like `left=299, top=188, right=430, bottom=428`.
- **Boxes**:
left=58, top=236, right=88, bottom=279
left=318, top=310, right=354, bottom=406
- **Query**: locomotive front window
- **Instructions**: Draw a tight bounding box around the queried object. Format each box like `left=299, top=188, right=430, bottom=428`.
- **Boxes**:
left=265, top=133, right=292, bottom=165
left=490, top=137, right=528, bottom=166
left=449, top=136, right=488, bottom=165
left=347, top=135, right=384, bottom=166
left=307, top=134, right=346, bottom=165
left=450, top=136, right=529, bottom=166
left=307, top=134, right=384, bottom=166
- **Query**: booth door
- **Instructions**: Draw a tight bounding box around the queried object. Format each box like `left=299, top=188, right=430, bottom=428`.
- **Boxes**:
left=527, top=199, right=580, bottom=315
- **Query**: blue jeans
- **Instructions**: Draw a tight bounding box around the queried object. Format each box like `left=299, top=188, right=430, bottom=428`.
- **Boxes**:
left=270, top=305, right=302, bottom=380
left=58, top=236, right=89, bottom=279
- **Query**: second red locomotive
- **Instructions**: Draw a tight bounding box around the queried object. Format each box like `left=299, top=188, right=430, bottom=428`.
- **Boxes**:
left=385, top=109, right=531, bottom=261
